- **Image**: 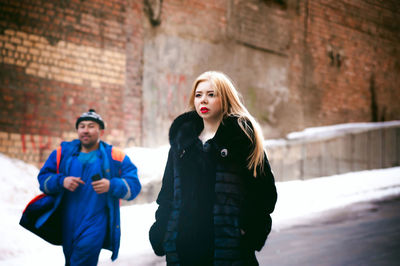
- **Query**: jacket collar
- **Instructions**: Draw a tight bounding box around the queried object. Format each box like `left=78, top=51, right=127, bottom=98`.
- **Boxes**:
left=62, top=139, right=109, bottom=157
left=169, top=111, right=203, bottom=151
left=169, top=111, right=252, bottom=153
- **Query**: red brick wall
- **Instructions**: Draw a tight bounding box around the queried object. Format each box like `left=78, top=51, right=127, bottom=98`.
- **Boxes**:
left=0, top=0, right=144, bottom=166
left=292, top=0, right=400, bottom=127
left=0, top=0, right=399, bottom=166
left=228, top=0, right=290, bottom=54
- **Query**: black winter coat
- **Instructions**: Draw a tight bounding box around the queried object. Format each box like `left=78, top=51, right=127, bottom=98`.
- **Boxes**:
left=149, top=111, right=277, bottom=265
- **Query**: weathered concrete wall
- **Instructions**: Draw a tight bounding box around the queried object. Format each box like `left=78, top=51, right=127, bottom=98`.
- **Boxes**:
left=1, top=0, right=399, bottom=167
left=141, top=34, right=289, bottom=146
left=141, top=0, right=400, bottom=146
left=132, top=122, right=400, bottom=203
left=267, top=124, right=400, bottom=182
left=141, top=0, right=296, bottom=146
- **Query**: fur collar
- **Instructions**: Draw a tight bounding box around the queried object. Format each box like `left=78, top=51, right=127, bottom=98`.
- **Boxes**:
left=169, top=111, right=253, bottom=158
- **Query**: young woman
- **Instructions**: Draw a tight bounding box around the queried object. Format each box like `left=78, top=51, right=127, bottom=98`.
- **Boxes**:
left=149, top=71, right=277, bottom=265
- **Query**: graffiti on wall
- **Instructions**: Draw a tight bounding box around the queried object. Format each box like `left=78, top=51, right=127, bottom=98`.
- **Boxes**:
left=165, top=72, right=189, bottom=118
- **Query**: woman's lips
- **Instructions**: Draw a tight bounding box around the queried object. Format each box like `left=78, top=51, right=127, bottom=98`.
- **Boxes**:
left=200, top=107, right=209, bottom=113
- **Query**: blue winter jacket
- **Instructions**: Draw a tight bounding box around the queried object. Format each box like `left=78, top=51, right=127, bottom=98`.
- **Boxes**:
left=37, top=139, right=141, bottom=261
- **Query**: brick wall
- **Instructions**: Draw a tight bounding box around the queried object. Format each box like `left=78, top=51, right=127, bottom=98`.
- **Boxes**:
left=0, top=0, right=144, bottom=166
left=1, top=0, right=399, bottom=167
left=228, top=0, right=291, bottom=54
left=293, top=0, right=400, bottom=127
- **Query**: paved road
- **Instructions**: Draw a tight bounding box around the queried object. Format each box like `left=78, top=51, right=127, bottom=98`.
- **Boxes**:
left=258, top=196, right=400, bottom=266
left=103, top=196, right=400, bottom=266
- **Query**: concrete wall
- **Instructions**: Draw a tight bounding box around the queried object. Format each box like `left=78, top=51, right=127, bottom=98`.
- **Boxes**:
left=0, top=0, right=399, bottom=167
left=140, top=0, right=301, bottom=146
left=267, top=124, right=400, bottom=182
left=141, top=34, right=289, bottom=146
left=132, top=122, right=400, bottom=203
left=140, top=0, right=400, bottom=146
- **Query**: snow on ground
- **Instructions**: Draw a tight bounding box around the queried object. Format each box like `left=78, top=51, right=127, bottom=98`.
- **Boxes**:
left=271, top=167, right=400, bottom=231
left=0, top=154, right=64, bottom=265
left=124, top=145, right=169, bottom=184
left=101, top=168, right=400, bottom=265
left=1, top=120, right=400, bottom=265
left=1, top=152, right=400, bottom=265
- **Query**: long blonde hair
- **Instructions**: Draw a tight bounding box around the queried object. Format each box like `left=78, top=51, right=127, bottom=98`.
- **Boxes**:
left=189, top=71, right=265, bottom=177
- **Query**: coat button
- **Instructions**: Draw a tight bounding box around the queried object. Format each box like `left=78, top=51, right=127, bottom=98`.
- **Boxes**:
left=220, top=148, right=228, bottom=157
left=203, top=142, right=211, bottom=152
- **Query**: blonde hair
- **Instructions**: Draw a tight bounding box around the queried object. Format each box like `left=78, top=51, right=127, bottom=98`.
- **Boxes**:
left=189, top=71, right=265, bottom=177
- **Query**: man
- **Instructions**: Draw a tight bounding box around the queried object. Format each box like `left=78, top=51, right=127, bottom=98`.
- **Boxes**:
left=37, top=109, right=141, bottom=265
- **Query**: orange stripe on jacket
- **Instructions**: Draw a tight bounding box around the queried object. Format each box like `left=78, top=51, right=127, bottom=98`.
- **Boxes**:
left=111, top=147, right=125, bottom=162
left=56, top=146, right=62, bottom=174
left=23, top=193, right=47, bottom=213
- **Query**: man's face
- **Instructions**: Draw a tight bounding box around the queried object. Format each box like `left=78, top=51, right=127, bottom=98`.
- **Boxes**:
left=77, top=121, right=102, bottom=149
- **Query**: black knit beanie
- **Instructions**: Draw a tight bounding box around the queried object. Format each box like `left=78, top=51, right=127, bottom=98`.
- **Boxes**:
left=75, top=109, right=105, bottom=129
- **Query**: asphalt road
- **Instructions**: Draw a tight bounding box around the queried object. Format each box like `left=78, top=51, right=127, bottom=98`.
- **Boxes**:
left=257, top=196, right=400, bottom=266
left=102, top=196, right=400, bottom=266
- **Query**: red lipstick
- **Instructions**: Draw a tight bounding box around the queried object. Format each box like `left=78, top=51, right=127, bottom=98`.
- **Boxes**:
left=200, top=107, right=209, bottom=114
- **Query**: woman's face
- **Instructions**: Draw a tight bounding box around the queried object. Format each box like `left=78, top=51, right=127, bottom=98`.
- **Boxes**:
left=194, top=81, right=223, bottom=123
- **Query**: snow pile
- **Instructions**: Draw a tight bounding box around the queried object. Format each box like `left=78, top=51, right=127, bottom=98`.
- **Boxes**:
left=124, top=145, right=169, bottom=185
left=0, top=154, right=64, bottom=265
left=1, top=120, right=400, bottom=265
left=265, top=120, right=400, bottom=147
left=1, top=150, right=400, bottom=265
left=286, top=120, right=400, bottom=141
left=0, top=153, right=40, bottom=207
left=272, top=167, right=400, bottom=230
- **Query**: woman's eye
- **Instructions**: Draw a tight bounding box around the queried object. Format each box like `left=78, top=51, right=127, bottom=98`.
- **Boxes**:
left=195, top=93, right=201, bottom=97
left=208, top=93, right=214, bottom=97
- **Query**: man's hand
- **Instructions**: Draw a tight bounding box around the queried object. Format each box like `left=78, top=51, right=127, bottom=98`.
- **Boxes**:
left=92, top=179, right=110, bottom=194
left=63, top=177, right=85, bottom=192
